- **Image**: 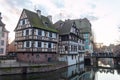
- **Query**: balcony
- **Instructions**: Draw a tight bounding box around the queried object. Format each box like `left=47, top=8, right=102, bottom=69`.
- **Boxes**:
left=15, top=35, right=58, bottom=42
left=16, top=48, right=56, bottom=52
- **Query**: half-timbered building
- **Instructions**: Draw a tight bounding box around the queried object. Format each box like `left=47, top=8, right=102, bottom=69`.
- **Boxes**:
left=14, top=9, right=58, bottom=63
left=54, top=20, right=85, bottom=65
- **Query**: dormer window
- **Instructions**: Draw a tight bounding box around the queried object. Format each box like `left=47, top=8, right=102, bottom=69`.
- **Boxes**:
left=60, top=23, right=63, bottom=26
left=44, top=22, right=48, bottom=27
left=72, top=21, right=76, bottom=27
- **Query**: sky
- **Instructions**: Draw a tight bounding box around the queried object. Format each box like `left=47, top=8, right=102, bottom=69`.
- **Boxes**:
left=0, top=0, right=120, bottom=45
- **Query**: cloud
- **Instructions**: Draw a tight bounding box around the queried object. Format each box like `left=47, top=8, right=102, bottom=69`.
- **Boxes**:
left=81, top=14, right=98, bottom=21
left=5, top=0, right=32, bottom=8
left=90, top=3, right=96, bottom=9
left=0, top=0, right=120, bottom=45
left=51, top=0, right=64, bottom=8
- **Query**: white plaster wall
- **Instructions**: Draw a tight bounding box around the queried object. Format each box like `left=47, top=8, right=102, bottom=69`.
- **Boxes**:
left=0, top=32, right=8, bottom=56
left=58, top=55, right=67, bottom=61
left=67, top=56, right=77, bottom=65
left=78, top=54, right=84, bottom=63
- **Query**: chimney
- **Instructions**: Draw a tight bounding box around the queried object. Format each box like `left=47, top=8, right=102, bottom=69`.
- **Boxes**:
left=37, top=10, right=41, bottom=18
left=47, top=15, right=52, bottom=23
left=0, top=12, right=2, bottom=20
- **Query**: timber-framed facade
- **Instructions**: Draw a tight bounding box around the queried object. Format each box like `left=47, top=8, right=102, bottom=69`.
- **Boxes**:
left=14, top=9, right=58, bottom=63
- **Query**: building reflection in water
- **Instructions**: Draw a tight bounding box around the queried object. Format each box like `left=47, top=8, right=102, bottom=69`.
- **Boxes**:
left=0, top=63, right=120, bottom=80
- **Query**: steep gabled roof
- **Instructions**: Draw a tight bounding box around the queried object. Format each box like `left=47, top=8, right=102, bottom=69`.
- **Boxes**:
left=73, top=18, right=92, bottom=33
left=0, top=14, right=5, bottom=26
left=0, top=20, right=5, bottom=26
left=54, top=19, right=77, bottom=35
left=15, top=9, right=58, bottom=33
left=54, top=20, right=64, bottom=30
left=0, top=13, right=9, bottom=32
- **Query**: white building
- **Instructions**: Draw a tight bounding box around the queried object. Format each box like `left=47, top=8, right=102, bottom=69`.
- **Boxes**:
left=54, top=20, right=85, bottom=66
left=0, top=12, right=9, bottom=56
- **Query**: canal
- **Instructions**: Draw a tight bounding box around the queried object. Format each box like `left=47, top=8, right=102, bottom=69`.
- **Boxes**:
left=0, top=62, right=120, bottom=80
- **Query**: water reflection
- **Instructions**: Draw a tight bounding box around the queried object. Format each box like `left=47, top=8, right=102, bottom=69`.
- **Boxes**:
left=0, top=63, right=120, bottom=80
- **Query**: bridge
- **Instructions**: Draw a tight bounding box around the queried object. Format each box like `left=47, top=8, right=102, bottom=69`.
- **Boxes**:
left=84, top=52, right=120, bottom=66
left=85, top=52, right=120, bottom=58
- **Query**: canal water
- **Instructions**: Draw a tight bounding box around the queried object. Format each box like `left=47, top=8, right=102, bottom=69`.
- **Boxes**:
left=0, top=61, right=120, bottom=80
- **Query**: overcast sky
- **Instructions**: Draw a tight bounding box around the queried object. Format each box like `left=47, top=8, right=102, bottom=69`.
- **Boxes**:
left=0, top=0, right=120, bottom=45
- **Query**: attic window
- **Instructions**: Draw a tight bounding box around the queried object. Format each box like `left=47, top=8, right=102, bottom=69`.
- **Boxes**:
left=44, top=22, right=48, bottom=27
left=72, top=21, right=76, bottom=27
left=60, top=23, right=63, bottom=26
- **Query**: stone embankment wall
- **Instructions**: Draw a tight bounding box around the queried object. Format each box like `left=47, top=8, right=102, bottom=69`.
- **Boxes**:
left=0, top=61, right=68, bottom=75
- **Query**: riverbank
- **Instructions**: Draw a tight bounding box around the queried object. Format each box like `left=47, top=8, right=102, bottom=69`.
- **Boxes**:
left=0, top=61, right=68, bottom=75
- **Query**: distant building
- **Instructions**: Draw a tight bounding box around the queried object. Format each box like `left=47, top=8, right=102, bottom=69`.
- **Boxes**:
left=76, top=18, right=93, bottom=54
left=14, top=9, right=58, bottom=63
left=0, top=12, right=9, bottom=56
left=8, top=40, right=17, bottom=56
left=54, top=19, right=85, bottom=65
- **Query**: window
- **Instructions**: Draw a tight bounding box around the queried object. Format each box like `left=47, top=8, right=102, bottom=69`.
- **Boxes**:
left=44, top=42, right=47, bottom=48
left=22, top=19, right=25, bottom=25
left=61, top=36, right=68, bottom=41
left=71, top=45, right=73, bottom=51
left=84, top=34, right=89, bottom=38
left=65, top=46, right=68, bottom=51
left=85, top=45, right=89, bottom=49
left=49, top=32, right=52, bottom=37
left=38, top=41, right=41, bottom=47
left=38, top=30, right=42, bottom=35
left=45, top=22, right=48, bottom=26
left=20, top=19, right=27, bottom=25
left=85, top=39, right=89, bottom=45
left=1, top=40, right=4, bottom=46
left=26, top=41, right=29, bottom=47
left=48, top=42, right=51, bottom=48
left=0, top=48, right=4, bottom=53
left=26, top=29, right=29, bottom=35
left=82, top=46, right=85, bottom=50
left=60, top=23, right=63, bottom=26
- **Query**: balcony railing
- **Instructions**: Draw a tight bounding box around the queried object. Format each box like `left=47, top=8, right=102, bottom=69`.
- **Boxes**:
left=15, top=35, right=58, bottom=42
left=17, top=48, right=56, bottom=52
